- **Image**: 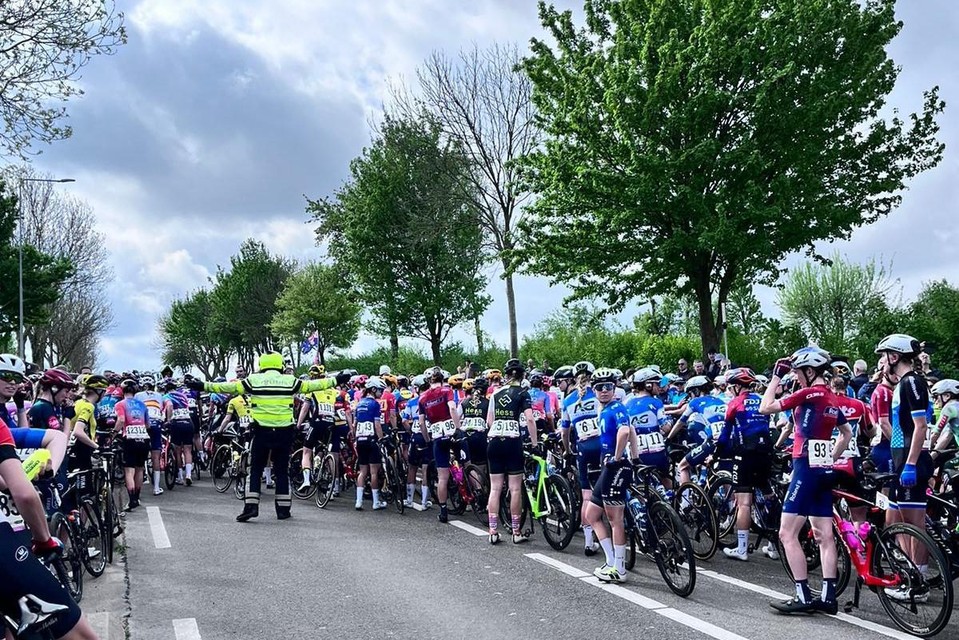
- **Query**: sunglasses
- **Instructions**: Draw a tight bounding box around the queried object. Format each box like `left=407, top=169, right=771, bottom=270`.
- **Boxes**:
left=594, top=382, right=616, bottom=393
left=0, top=372, right=24, bottom=384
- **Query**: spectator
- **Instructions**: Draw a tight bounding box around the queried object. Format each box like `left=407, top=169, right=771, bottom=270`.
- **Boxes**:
left=706, top=352, right=724, bottom=379
left=676, top=359, right=691, bottom=381
left=692, top=359, right=705, bottom=376
left=849, top=359, right=869, bottom=395
left=918, top=349, right=942, bottom=381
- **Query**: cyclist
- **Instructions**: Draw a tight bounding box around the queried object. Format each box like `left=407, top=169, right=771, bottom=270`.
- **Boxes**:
left=527, top=370, right=554, bottom=435
left=829, top=366, right=876, bottom=527
left=459, top=376, right=489, bottom=474
left=561, top=360, right=602, bottom=556
left=67, top=375, right=107, bottom=500
left=295, top=365, right=337, bottom=492
left=115, top=379, right=151, bottom=511
left=403, top=375, right=432, bottom=509
left=625, top=368, right=671, bottom=488
left=353, top=377, right=388, bottom=511
left=135, top=375, right=166, bottom=496
left=584, top=367, right=635, bottom=583
left=761, top=347, right=851, bottom=615
left=28, top=369, right=77, bottom=435
left=932, top=379, right=959, bottom=471
left=718, top=368, right=772, bottom=562
left=869, top=356, right=895, bottom=475
left=551, top=365, right=574, bottom=407
left=418, top=367, right=463, bottom=523
left=181, top=375, right=203, bottom=464
left=162, top=380, right=195, bottom=487
left=670, top=375, right=726, bottom=484
left=189, top=353, right=337, bottom=522
left=485, top=359, right=536, bottom=544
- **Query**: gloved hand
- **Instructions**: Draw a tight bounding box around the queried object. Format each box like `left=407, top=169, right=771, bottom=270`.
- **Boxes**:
left=185, top=379, right=205, bottom=392
left=531, top=443, right=545, bottom=459
left=899, top=463, right=917, bottom=488
left=32, top=536, right=63, bottom=558
left=772, top=358, right=792, bottom=379
left=12, top=388, right=24, bottom=410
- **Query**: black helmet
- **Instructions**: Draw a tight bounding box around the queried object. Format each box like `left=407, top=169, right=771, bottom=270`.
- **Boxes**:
left=552, top=366, right=574, bottom=381
left=503, top=358, right=525, bottom=376
left=473, top=376, right=489, bottom=395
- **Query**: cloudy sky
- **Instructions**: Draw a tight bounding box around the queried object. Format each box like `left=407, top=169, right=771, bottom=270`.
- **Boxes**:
left=23, top=0, right=959, bottom=372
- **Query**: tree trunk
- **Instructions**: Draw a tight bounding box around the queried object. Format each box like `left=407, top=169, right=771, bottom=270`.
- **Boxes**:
left=389, top=323, right=399, bottom=361
left=504, top=271, right=519, bottom=358
left=474, top=312, right=485, bottom=356
left=693, top=274, right=720, bottom=359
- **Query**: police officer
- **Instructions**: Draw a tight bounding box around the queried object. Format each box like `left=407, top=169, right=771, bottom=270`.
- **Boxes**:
left=189, top=352, right=339, bottom=522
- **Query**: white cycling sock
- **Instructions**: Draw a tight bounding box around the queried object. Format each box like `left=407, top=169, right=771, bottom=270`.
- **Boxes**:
left=599, top=537, right=614, bottom=565
left=355, top=486, right=363, bottom=505
left=737, top=530, right=748, bottom=554
left=302, top=468, right=310, bottom=483
left=614, top=544, right=626, bottom=573
left=583, top=525, right=595, bottom=547
left=406, top=484, right=414, bottom=501
left=264, top=467, right=272, bottom=484
left=421, top=485, right=429, bottom=504
left=153, top=471, right=161, bottom=491
left=372, top=489, right=381, bottom=504
left=185, top=463, right=193, bottom=479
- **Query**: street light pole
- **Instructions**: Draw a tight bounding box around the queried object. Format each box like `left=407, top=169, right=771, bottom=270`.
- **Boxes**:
left=16, top=176, right=76, bottom=359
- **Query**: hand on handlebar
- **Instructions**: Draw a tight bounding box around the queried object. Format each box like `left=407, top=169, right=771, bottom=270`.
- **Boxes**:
left=32, top=536, right=63, bottom=559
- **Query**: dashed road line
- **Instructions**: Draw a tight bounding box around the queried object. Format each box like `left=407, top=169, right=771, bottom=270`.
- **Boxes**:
left=173, top=618, right=202, bottom=640
left=146, top=506, right=171, bottom=549
left=449, top=519, right=488, bottom=537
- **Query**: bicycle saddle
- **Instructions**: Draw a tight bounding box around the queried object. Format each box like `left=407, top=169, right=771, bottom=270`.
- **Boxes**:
left=4, top=594, right=68, bottom=637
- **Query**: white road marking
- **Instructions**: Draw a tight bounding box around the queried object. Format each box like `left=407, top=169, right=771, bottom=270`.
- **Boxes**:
left=173, top=618, right=202, bottom=640
left=528, top=555, right=751, bottom=640
left=448, top=520, right=488, bottom=536
left=698, top=569, right=789, bottom=599
left=146, top=506, right=171, bottom=549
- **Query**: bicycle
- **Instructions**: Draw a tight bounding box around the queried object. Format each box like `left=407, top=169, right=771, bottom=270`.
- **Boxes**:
left=315, top=432, right=359, bottom=509
left=499, top=446, right=577, bottom=551
left=209, top=423, right=251, bottom=500
left=378, top=437, right=405, bottom=514
left=53, top=470, right=107, bottom=579
left=2, top=593, right=69, bottom=640
left=90, top=438, right=122, bottom=566
left=446, top=434, right=488, bottom=526
left=290, top=436, right=329, bottom=500
left=666, top=445, right=720, bottom=560
left=625, top=463, right=697, bottom=597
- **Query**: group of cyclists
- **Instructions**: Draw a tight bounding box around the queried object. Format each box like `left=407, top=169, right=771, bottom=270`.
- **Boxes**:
left=3, top=329, right=959, bottom=638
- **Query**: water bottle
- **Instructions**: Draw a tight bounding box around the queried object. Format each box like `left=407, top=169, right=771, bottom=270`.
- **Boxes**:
left=839, top=520, right=862, bottom=553
left=629, top=497, right=647, bottom=530
left=858, top=521, right=873, bottom=541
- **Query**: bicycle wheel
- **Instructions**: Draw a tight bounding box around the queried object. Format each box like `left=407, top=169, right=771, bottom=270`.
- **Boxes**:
left=448, top=470, right=467, bottom=516
left=541, top=475, right=577, bottom=551
left=648, top=501, right=696, bottom=597
left=708, top=477, right=737, bottom=540
left=290, top=448, right=317, bottom=500
left=874, top=523, right=954, bottom=638
left=211, top=445, right=233, bottom=493
left=776, top=522, right=850, bottom=599
left=674, top=482, right=719, bottom=561
left=315, top=454, right=337, bottom=509
left=625, top=515, right=638, bottom=571
left=78, top=498, right=107, bottom=577
left=49, top=512, right=83, bottom=603
left=164, top=447, right=178, bottom=490
left=464, top=463, right=489, bottom=527
left=382, top=456, right=404, bottom=514
left=233, top=453, right=247, bottom=501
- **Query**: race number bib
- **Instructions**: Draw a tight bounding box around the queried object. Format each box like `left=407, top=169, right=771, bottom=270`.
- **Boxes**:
left=355, top=421, right=375, bottom=438
left=462, top=417, right=486, bottom=432
left=239, top=415, right=252, bottom=427
left=636, top=431, right=665, bottom=454
left=0, top=492, right=24, bottom=531
left=428, top=419, right=456, bottom=438
left=808, top=439, right=833, bottom=468
left=315, top=403, right=335, bottom=418
left=187, top=397, right=197, bottom=408
left=575, top=417, right=599, bottom=440
left=923, top=426, right=933, bottom=451
left=532, top=409, right=546, bottom=422
left=126, top=424, right=149, bottom=440
left=489, top=419, right=520, bottom=438
left=147, top=406, right=162, bottom=420
left=832, top=432, right=858, bottom=459
left=172, top=408, right=191, bottom=421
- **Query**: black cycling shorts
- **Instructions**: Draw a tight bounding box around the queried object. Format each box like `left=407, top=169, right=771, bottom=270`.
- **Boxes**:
left=355, top=439, right=382, bottom=467
left=122, top=440, right=150, bottom=468
left=590, top=460, right=632, bottom=507
left=462, top=430, right=488, bottom=466
left=732, top=450, right=771, bottom=493
left=305, top=419, right=333, bottom=449
left=487, top=437, right=523, bottom=476
left=0, top=525, right=81, bottom=639
left=891, top=448, right=933, bottom=509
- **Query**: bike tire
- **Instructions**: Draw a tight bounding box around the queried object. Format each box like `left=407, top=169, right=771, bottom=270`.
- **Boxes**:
left=874, top=523, right=954, bottom=638
left=541, top=474, right=577, bottom=551
left=315, top=454, right=337, bottom=509
left=649, top=501, right=696, bottom=597
left=626, top=525, right=637, bottom=571
left=79, top=498, right=107, bottom=577
left=164, top=448, right=178, bottom=490
left=448, top=469, right=467, bottom=516
left=708, top=476, right=737, bottom=541
left=464, top=463, right=489, bottom=528
left=290, top=447, right=317, bottom=500
left=211, top=445, right=233, bottom=493
left=674, top=482, right=719, bottom=561
left=50, top=512, right=83, bottom=603
left=233, top=453, right=247, bottom=501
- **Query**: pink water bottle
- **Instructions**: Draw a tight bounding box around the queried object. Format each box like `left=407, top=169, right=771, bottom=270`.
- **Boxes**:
left=857, top=521, right=872, bottom=541
left=839, top=520, right=862, bottom=553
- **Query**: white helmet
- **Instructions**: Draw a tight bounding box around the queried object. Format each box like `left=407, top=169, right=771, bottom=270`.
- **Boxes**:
left=931, top=379, right=959, bottom=398
left=573, top=361, right=595, bottom=378
left=631, top=367, right=661, bottom=385
left=755, top=374, right=770, bottom=386
left=789, top=346, right=831, bottom=370
left=140, top=374, right=155, bottom=387
left=875, top=334, right=921, bottom=357
left=365, top=376, right=388, bottom=391
left=685, top=375, right=711, bottom=392
left=411, top=374, right=427, bottom=389
left=379, top=365, right=392, bottom=376
left=0, top=354, right=26, bottom=379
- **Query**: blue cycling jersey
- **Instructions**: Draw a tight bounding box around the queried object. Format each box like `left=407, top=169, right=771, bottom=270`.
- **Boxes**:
left=562, top=388, right=600, bottom=441
left=679, top=395, right=727, bottom=445
left=598, top=400, right=630, bottom=459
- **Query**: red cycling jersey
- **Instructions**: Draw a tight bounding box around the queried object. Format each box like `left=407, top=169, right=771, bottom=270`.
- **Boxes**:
left=870, top=382, right=893, bottom=424
left=779, top=385, right=847, bottom=460
left=418, top=386, right=454, bottom=425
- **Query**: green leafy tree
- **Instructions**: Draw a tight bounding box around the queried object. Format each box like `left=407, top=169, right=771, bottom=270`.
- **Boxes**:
left=904, top=281, right=959, bottom=378
left=518, top=0, right=944, bottom=356
left=270, top=263, right=362, bottom=366
left=210, top=239, right=295, bottom=370
left=0, top=0, right=126, bottom=157
left=726, top=280, right=765, bottom=336
left=777, top=255, right=893, bottom=354
left=309, top=114, right=490, bottom=364
left=157, top=289, right=231, bottom=378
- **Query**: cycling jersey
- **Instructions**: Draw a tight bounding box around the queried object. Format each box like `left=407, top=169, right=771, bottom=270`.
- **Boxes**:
left=833, top=394, right=870, bottom=460
left=561, top=387, right=600, bottom=441
left=309, top=388, right=338, bottom=423
left=401, top=396, right=420, bottom=424
left=72, top=399, right=97, bottom=440
left=27, top=399, right=61, bottom=432
left=679, top=395, right=727, bottom=446
left=936, top=400, right=959, bottom=448
left=488, top=383, right=531, bottom=439
left=116, top=398, right=149, bottom=441
left=528, top=388, right=552, bottom=429
left=97, top=395, right=119, bottom=431
left=334, top=391, right=351, bottom=427
left=597, top=400, right=630, bottom=460
left=227, top=395, right=252, bottom=428
left=779, top=386, right=847, bottom=464
left=625, top=395, right=668, bottom=460
left=353, top=397, right=380, bottom=441
left=419, top=386, right=455, bottom=440
left=165, top=391, right=194, bottom=424
left=891, top=371, right=929, bottom=450
left=377, top=391, right=396, bottom=427
left=720, top=392, right=770, bottom=451
left=0, top=420, right=15, bottom=464
left=460, top=394, right=488, bottom=432
left=134, top=391, right=165, bottom=428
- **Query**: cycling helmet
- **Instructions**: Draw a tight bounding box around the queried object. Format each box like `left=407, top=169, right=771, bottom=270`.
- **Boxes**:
left=592, top=368, right=618, bottom=384
left=308, top=364, right=326, bottom=377
left=355, top=374, right=369, bottom=386
left=755, top=374, right=770, bottom=386
left=529, top=369, right=544, bottom=386
left=379, top=365, right=392, bottom=376
left=84, top=374, right=110, bottom=390
left=713, top=374, right=727, bottom=386
left=473, top=376, right=489, bottom=395
left=159, top=377, right=177, bottom=392
left=552, top=366, right=574, bottom=381
left=412, top=374, right=428, bottom=390
left=685, top=375, right=711, bottom=393
left=830, top=361, right=852, bottom=380
left=486, top=369, right=502, bottom=382
left=931, top=379, right=959, bottom=399
left=140, top=374, right=155, bottom=387
left=789, top=346, right=831, bottom=371
left=725, top=368, right=758, bottom=387
left=503, top=358, right=525, bottom=376
left=630, top=367, right=661, bottom=385
left=0, top=354, right=26, bottom=381
left=449, top=374, right=465, bottom=388
left=425, top=366, right=443, bottom=382
left=213, top=376, right=226, bottom=383
left=543, top=375, right=553, bottom=388
left=875, top=334, right=921, bottom=357
left=663, top=373, right=682, bottom=384
left=383, top=374, right=398, bottom=386
left=573, top=361, right=595, bottom=378
left=396, top=375, right=409, bottom=386
left=257, top=352, right=284, bottom=372
left=365, top=376, right=387, bottom=392
left=39, top=368, right=77, bottom=390
left=462, top=378, right=474, bottom=392
left=611, top=368, right=623, bottom=381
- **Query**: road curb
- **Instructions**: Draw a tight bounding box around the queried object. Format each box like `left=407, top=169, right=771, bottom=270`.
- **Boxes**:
left=84, top=505, right=131, bottom=640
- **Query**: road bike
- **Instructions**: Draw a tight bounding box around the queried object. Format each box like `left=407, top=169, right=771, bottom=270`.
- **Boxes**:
left=500, top=446, right=577, bottom=551
left=315, top=432, right=359, bottom=509
left=90, top=443, right=122, bottom=565
left=209, top=423, right=251, bottom=500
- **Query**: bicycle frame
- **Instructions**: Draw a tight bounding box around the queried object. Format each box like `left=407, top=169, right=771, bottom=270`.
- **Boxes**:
left=523, top=453, right=552, bottom=519
left=831, top=488, right=901, bottom=590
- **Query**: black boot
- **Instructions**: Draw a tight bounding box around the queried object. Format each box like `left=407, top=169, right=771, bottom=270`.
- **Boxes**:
left=236, top=504, right=259, bottom=522
left=276, top=504, right=291, bottom=520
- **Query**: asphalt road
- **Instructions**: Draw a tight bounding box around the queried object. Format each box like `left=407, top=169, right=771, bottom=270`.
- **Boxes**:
left=120, top=479, right=958, bottom=640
